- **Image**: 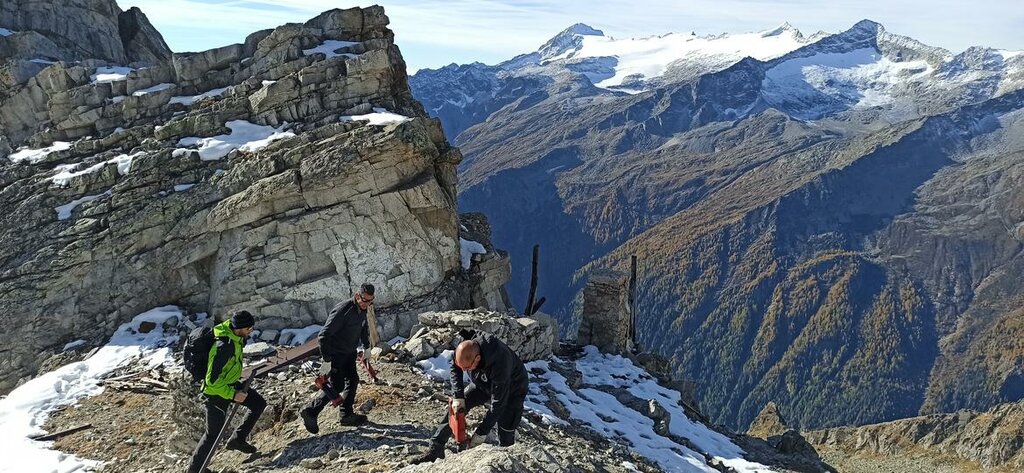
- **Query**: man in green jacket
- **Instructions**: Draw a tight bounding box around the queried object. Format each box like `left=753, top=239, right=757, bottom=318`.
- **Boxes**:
left=186, top=311, right=266, bottom=473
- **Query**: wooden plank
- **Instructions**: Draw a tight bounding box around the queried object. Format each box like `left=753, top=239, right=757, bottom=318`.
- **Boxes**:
left=525, top=244, right=540, bottom=315
left=30, top=424, right=92, bottom=442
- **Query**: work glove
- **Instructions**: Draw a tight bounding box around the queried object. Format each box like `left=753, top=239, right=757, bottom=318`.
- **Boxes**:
left=318, top=360, right=332, bottom=376
left=467, top=434, right=486, bottom=449
left=356, top=348, right=365, bottom=362
left=450, top=398, right=466, bottom=413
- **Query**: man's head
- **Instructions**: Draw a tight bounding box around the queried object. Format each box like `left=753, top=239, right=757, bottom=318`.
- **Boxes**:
left=355, top=283, right=375, bottom=310
left=230, top=310, right=256, bottom=338
left=455, top=340, right=481, bottom=371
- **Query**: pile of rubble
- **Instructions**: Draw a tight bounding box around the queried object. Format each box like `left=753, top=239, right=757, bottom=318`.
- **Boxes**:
left=398, top=309, right=558, bottom=362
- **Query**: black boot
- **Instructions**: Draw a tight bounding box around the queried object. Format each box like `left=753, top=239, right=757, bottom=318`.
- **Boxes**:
left=300, top=408, right=319, bottom=434
left=410, top=445, right=445, bottom=465
left=225, top=437, right=258, bottom=454
left=339, top=412, right=367, bottom=426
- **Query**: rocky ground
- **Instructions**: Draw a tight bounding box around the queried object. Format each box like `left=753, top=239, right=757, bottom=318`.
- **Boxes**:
left=44, top=352, right=662, bottom=473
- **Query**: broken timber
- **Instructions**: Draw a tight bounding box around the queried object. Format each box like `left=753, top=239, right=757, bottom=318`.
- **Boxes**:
left=30, top=424, right=93, bottom=442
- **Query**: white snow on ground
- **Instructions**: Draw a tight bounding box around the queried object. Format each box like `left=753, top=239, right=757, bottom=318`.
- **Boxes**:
left=0, top=27, right=15, bottom=36
left=459, top=238, right=487, bottom=269
left=176, top=120, right=295, bottom=161
left=62, top=340, right=87, bottom=351
left=279, top=325, right=323, bottom=346
left=564, top=24, right=807, bottom=88
left=169, top=87, right=229, bottom=106
left=303, top=39, right=359, bottom=59
left=30, top=58, right=56, bottom=65
left=573, top=346, right=771, bottom=472
left=50, top=152, right=141, bottom=187
left=414, top=345, right=774, bottom=472
left=261, top=80, right=276, bottom=87
left=90, top=66, right=133, bottom=84
left=8, top=141, right=72, bottom=164
left=108, top=96, right=126, bottom=104
left=173, top=183, right=194, bottom=192
left=339, top=107, right=412, bottom=126
left=131, top=82, right=174, bottom=96
left=762, top=48, right=932, bottom=112
left=0, top=305, right=184, bottom=473
left=416, top=350, right=453, bottom=381
left=55, top=190, right=111, bottom=220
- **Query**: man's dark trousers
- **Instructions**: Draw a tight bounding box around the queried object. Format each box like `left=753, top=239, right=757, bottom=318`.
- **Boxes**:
left=186, top=389, right=266, bottom=473
left=305, top=351, right=359, bottom=416
left=429, top=384, right=526, bottom=448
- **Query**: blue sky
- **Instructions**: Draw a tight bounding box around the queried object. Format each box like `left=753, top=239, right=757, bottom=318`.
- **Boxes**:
left=121, top=0, right=1024, bottom=72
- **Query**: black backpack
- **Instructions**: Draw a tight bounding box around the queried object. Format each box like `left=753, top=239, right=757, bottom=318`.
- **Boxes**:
left=183, top=326, right=216, bottom=382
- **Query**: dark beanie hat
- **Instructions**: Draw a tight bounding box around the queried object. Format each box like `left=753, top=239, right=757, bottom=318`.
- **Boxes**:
left=360, top=283, right=375, bottom=295
left=230, top=310, right=255, bottom=330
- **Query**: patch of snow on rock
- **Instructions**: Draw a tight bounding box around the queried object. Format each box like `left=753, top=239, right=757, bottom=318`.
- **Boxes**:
left=169, top=87, right=229, bottom=106
left=90, top=66, right=133, bottom=84
left=131, top=83, right=174, bottom=96
left=0, top=305, right=184, bottom=473
left=176, top=120, right=295, bottom=161
left=303, top=39, right=360, bottom=59
left=339, top=107, right=412, bottom=126
left=8, top=141, right=72, bottom=164
left=55, top=190, right=111, bottom=220
left=279, top=325, right=323, bottom=346
left=459, top=238, right=487, bottom=269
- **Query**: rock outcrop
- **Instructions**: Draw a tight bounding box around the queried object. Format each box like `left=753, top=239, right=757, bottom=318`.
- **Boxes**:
left=0, top=5, right=492, bottom=394
left=576, top=270, right=632, bottom=353
left=401, top=309, right=558, bottom=362
left=806, top=400, right=1024, bottom=471
left=0, top=0, right=171, bottom=64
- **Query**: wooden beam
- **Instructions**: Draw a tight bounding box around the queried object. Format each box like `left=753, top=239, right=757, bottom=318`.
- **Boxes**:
left=30, top=424, right=92, bottom=442
left=524, top=244, right=540, bottom=315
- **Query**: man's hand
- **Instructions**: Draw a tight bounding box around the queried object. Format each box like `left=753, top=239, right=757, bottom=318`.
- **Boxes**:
left=233, top=390, right=248, bottom=403
left=318, top=360, right=332, bottom=376
left=450, top=397, right=466, bottom=413
left=356, top=349, right=365, bottom=363
left=467, top=434, right=486, bottom=448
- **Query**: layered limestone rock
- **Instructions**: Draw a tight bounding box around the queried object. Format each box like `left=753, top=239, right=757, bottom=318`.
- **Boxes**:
left=400, top=309, right=558, bottom=362
left=0, top=0, right=172, bottom=65
left=0, top=5, right=478, bottom=393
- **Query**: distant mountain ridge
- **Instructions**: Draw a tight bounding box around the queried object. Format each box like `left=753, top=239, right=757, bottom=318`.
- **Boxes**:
left=409, top=19, right=1024, bottom=431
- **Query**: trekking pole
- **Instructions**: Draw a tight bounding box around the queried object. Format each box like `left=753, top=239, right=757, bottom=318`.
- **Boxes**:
left=198, top=376, right=254, bottom=471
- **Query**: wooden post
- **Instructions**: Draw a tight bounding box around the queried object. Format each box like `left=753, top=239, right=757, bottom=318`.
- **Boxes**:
left=524, top=244, right=540, bottom=315
left=628, top=255, right=638, bottom=352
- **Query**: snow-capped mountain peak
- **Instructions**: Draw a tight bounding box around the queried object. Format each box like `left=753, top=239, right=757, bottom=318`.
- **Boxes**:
left=538, top=23, right=606, bottom=61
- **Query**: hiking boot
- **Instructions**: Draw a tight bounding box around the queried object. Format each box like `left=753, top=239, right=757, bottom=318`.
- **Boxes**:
left=410, top=445, right=445, bottom=465
left=300, top=408, right=319, bottom=434
left=225, top=437, right=258, bottom=454
left=338, top=412, right=367, bottom=426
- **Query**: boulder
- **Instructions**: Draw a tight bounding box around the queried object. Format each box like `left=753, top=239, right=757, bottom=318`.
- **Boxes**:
left=402, top=309, right=558, bottom=362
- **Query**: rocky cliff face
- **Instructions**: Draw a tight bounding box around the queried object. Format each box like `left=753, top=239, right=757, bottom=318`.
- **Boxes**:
left=806, top=400, right=1024, bottom=472
left=412, top=19, right=1024, bottom=431
left=0, top=5, right=494, bottom=394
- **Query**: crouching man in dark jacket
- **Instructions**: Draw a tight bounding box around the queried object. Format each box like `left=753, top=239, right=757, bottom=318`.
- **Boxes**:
left=300, top=283, right=375, bottom=434
left=411, top=332, right=529, bottom=464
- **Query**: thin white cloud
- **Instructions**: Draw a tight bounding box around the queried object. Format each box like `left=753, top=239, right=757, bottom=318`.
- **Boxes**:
left=121, top=0, right=1024, bottom=71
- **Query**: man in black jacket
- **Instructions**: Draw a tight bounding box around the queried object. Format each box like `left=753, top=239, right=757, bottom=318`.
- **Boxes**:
left=300, top=283, right=375, bottom=434
left=411, top=331, right=529, bottom=464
